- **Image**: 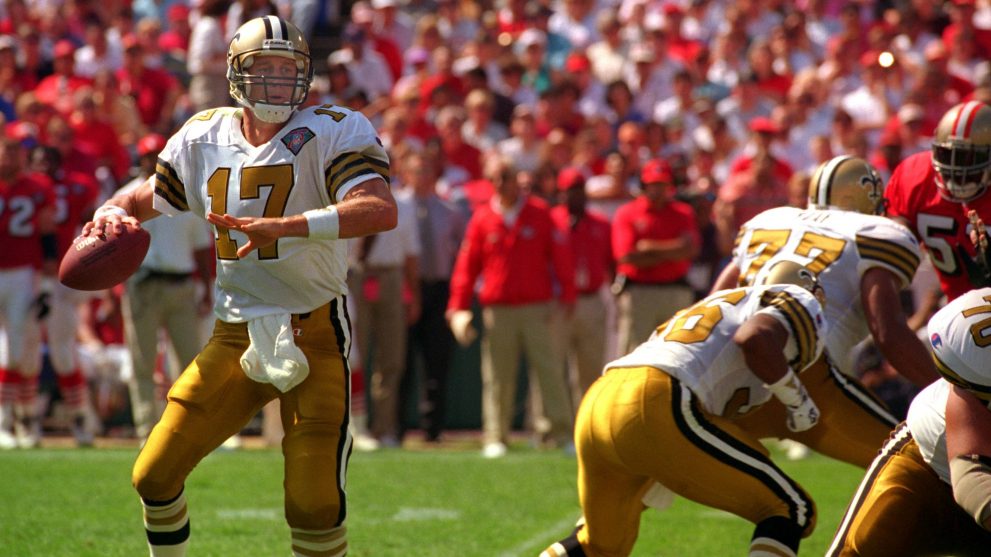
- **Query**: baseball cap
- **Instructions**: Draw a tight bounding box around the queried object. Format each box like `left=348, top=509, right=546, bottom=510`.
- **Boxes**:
left=557, top=167, right=586, bottom=191
left=518, top=29, right=547, bottom=49
left=898, top=103, right=924, bottom=123
left=167, top=4, right=191, bottom=22
left=0, top=35, right=16, bottom=52
left=641, top=159, right=673, bottom=185
left=53, top=39, right=76, bottom=58
left=137, top=133, right=167, bottom=157
left=749, top=116, right=781, bottom=134
left=371, top=0, right=396, bottom=8
left=564, top=53, right=591, bottom=73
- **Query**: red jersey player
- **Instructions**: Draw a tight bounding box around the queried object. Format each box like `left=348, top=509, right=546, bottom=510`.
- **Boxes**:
left=0, top=137, right=57, bottom=449
left=885, top=101, right=991, bottom=301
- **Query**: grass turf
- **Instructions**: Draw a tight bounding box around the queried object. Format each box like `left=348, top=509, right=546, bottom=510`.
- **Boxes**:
left=0, top=441, right=865, bottom=556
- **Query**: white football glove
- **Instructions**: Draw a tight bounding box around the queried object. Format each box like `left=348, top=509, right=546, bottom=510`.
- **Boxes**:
left=448, top=310, right=478, bottom=347
left=766, top=369, right=819, bottom=432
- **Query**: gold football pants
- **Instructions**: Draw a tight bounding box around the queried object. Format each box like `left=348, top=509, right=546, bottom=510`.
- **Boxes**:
left=132, top=299, right=353, bottom=531
left=828, top=423, right=991, bottom=556
left=734, top=356, right=897, bottom=468
left=574, top=367, right=816, bottom=557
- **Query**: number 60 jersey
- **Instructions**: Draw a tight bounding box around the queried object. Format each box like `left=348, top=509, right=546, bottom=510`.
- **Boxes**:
left=607, top=284, right=826, bottom=418
left=151, top=105, right=390, bottom=322
left=732, top=207, right=921, bottom=374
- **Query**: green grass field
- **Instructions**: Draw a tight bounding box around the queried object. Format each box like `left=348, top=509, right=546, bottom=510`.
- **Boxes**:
left=0, top=441, right=865, bottom=556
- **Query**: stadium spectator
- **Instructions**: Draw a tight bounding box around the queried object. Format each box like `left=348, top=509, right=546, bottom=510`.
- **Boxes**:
left=74, top=15, right=122, bottom=79
left=461, top=89, right=508, bottom=152
left=187, top=0, right=231, bottom=112
left=611, top=158, right=698, bottom=354
left=115, top=34, right=181, bottom=135
left=447, top=155, right=576, bottom=458
left=33, top=39, right=91, bottom=116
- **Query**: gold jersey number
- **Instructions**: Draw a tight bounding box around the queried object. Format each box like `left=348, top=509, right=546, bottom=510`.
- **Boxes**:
left=740, top=229, right=847, bottom=285
left=207, top=164, right=295, bottom=260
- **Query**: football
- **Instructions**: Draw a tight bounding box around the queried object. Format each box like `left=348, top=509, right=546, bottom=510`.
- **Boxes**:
left=58, top=225, right=151, bottom=291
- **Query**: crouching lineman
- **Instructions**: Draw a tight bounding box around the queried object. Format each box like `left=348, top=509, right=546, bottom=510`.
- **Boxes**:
left=828, top=286, right=991, bottom=555
left=714, top=155, right=937, bottom=467
left=542, top=261, right=827, bottom=557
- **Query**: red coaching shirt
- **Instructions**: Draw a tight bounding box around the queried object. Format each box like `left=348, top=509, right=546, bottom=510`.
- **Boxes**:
left=612, top=196, right=698, bottom=284
left=885, top=151, right=991, bottom=300
left=0, top=172, right=55, bottom=269
left=448, top=197, right=576, bottom=311
left=550, top=205, right=612, bottom=295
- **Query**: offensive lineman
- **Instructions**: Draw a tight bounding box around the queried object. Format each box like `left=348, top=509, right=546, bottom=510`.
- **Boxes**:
left=542, top=262, right=827, bottom=557
left=713, top=155, right=937, bottom=467
left=828, top=287, right=991, bottom=556
left=80, top=17, right=397, bottom=556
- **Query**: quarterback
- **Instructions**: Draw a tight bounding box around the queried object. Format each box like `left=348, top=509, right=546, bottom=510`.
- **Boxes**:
left=885, top=101, right=991, bottom=301
left=543, top=263, right=827, bottom=557
left=713, top=155, right=936, bottom=467
left=828, top=287, right=991, bottom=556
left=81, top=17, right=396, bottom=557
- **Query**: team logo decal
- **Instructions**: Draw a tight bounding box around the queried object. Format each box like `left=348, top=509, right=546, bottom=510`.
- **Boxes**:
left=281, top=127, right=315, bottom=155
left=930, top=333, right=942, bottom=349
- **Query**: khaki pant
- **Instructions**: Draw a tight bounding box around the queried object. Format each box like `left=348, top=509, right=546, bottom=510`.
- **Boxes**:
left=616, top=284, right=695, bottom=354
left=122, top=276, right=205, bottom=438
left=349, top=266, right=406, bottom=440
left=559, top=293, right=608, bottom=412
left=481, top=302, right=572, bottom=446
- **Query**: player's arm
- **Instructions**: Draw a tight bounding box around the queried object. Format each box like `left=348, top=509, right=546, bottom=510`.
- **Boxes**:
left=38, top=201, right=58, bottom=276
left=710, top=261, right=741, bottom=292
left=734, top=312, right=818, bottom=431
left=621, top=231, right=698, bottom=267
left=860, top=267, right=939, bottom=386
left=946, top=384, right=991, bottom=530
left=82, top=177, right=161, bottom=237
left=208, top=177, right=397, bottom=259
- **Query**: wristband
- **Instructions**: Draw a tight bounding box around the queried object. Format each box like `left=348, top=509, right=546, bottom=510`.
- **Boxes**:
left=766, top=368, right=806, bottom=408
left=95, top=205, right=129, bottom=218
left=303, top=207, right=341, bottom=240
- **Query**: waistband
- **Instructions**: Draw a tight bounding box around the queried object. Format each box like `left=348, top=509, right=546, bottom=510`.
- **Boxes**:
left=143, top=269, right=193, bottom=282
left=626, top=277, right=690, bottom=288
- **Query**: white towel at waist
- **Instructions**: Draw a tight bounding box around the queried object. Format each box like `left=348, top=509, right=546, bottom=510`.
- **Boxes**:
left=239, top=314, right=310, bottom=392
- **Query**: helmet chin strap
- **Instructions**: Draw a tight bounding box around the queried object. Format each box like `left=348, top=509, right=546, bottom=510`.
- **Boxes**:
left=250, top=102, right=294, bottom=123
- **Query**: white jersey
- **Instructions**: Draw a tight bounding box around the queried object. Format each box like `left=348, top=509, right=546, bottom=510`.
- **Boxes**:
left=733, top=206, right=920, bottom=373
left=152, top=105, right=389, bottom=322
left=909, top=287, right=991, bottom=484
left=607, top=285, right=826, bottom=418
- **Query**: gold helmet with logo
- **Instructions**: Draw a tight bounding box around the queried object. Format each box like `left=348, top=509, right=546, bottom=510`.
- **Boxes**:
left=808, top=155, right=885, bottom=215
left=227, top=16, right=312, bottom=123
left=757, top=260, right=826, bottom=308
left=932, top=101, right=991, bottom=202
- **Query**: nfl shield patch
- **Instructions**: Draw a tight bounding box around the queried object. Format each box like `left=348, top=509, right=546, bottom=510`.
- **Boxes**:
left=281, top=127, right=316, bottom=155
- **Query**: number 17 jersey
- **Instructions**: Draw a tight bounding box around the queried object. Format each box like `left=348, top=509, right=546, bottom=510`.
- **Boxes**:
left=152, top=105, right=390, bottom=322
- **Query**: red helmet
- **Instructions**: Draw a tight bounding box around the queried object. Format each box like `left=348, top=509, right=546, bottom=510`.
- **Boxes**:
left=932, top=101, right=991, bottom=202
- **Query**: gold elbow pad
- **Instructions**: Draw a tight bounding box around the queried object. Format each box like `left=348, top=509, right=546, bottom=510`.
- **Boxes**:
left=950, top=454, right=991, bottom=529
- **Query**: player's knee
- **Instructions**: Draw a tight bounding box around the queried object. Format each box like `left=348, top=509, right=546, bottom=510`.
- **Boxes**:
left=132, top=460, right=182, bottom=502
left=286, top=494, right=342, bottom=531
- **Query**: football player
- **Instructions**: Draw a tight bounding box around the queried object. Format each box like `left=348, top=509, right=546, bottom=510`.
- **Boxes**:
left=80, top=17, right=397, bottom=557
left=712, top=155, right=937, bottom=467
left=0, top=138, right=57, bottom=450
left=20, top=145, right=102, bottom=447
left=542, top=262, right=826, bottom=557
left=885, top=101, right=991, bottom=301
left=827, top=287, right=991, bottom=556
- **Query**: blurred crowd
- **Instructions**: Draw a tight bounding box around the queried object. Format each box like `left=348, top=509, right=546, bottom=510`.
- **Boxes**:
left=0, top=0, right=985, bottom=447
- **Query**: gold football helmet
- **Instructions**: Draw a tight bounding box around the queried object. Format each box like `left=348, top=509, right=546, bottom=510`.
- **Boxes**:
left=758, top=260, right=826, bottom=308
left=808, top=155, right=885, bottom=215
left=932, top=101, right=991, bottom=202
left=227, top=16, right=312, bottom=123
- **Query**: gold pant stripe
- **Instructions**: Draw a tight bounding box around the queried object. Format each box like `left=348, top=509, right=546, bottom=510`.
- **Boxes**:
left=826, top=423, right=912, bottom=556
left=672, top=380, right=814, bottom=528
left=143, top=503, right=188, bottom=526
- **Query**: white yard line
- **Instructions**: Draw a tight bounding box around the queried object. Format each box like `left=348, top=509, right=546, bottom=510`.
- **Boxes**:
left=496, top=514, right=579, bottom=557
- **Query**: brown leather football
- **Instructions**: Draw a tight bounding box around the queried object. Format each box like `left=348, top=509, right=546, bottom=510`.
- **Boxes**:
left=58, top=225, right=150, bottom=291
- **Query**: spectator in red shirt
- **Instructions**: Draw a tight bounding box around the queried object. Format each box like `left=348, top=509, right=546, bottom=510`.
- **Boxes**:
left=67, top=88, right=130, bottom=183
left=115, top=34, right=180, bottom=134
left=611, top=158, right=698, bottom=353
left=158, top=4, right=192, bottom=57
left=33, top=40, right=92, bottom=116
left=437, top=106, right=482, bottom=183
left=551, top=167, right=613, bottom=410
left=447, top=155, right=576, bottom=458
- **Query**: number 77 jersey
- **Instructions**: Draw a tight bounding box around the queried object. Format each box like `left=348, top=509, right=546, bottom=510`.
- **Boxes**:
left=151, top=105, right=390, bottom=322
left=732, top=206, right=921, bottom=375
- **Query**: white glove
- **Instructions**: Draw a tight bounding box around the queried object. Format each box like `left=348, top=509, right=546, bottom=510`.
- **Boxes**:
left=449, top=310, right=478, bottom=347
left=766, top=369, right=820, bottom=432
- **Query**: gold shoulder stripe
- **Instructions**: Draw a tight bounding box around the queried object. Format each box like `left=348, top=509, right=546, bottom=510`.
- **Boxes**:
left=762, top=291, right=817, bottom=369
left=325, top=153, right=391, bottom=200
left=856, top=235, right=920, bottom=282
left=154, top=159, right=188, bottom=211
left=933, top=354, right=991, bottom=402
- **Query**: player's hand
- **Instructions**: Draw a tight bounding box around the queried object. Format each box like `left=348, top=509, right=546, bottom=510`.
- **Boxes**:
left=447, top=309, right=478, bottom=347
left=967, top=210, right=991, bottom=286
left=82, top=209, right=140, bottom=238
left=207, top=213, right=285, bottom=258
left=785, top=395, right=820, bottom=432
